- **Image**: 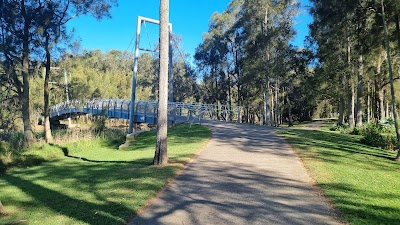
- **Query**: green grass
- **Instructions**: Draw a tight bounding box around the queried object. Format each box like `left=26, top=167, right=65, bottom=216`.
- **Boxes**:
left=319, top=119, right=337, bottom=131
left=0, top=124, right=211, bottom=225
left=277, top=129, right=400, bottom=225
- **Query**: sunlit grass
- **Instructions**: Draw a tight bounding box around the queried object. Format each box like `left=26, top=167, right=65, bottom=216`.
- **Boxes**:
left=277, top=129, right=400, bottom=225
left=0, top=124, right=210, bottom=225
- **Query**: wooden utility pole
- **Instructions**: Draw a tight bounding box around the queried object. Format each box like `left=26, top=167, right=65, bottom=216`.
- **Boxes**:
left=154, top=0, right=169, bottom=165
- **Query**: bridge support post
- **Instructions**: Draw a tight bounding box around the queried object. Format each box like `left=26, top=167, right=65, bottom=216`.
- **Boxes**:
left=128, top=16, right=173, bottom=134
left=128, top=17, right=142, bottom=134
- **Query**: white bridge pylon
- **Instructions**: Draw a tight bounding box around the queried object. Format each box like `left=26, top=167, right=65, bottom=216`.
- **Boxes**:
left=129, top=16, right=173, bottom=134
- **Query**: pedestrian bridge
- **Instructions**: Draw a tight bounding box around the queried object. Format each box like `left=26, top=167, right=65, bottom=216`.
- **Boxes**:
left=50, top=99, right=241, bottom=125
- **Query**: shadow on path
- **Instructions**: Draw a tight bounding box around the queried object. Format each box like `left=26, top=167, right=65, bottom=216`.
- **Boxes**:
left=129, top=121, right=341, bottom=225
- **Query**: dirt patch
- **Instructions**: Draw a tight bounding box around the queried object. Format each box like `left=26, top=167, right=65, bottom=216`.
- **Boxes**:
left=303, top=120, right=326, bottom=130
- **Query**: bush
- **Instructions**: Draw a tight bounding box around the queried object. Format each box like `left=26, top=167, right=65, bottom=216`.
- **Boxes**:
left=91, top=116, right=106, bottom=133
left=360, top=122, right=398, bottom=150
left=0, top=159, right=6, bottom=174
left=330, top=124, right=352, bottom=134
left=379, top=118, right=395, bottom=129
left=0, top=132, right=24, bottom=151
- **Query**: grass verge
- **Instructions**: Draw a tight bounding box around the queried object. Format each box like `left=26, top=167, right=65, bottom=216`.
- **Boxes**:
left=277, top=128, right=400, bottom=225
left=0, top=124, right=210, bottom=225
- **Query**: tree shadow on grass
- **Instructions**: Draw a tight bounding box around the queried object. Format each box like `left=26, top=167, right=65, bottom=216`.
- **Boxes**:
left=49, top=143, right=147, bottom=164
left=280, top=129, right=397, bottom=161
left=3, top=174, right=131, bottom=225
left=320, top=182, right=400, bottom=225
left=2, top=159, right=180, bottom=225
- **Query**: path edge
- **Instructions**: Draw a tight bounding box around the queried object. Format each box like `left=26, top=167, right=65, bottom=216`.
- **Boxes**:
left=274, top=130, right=348, bottom=225
left=127, top=125, right=213, bottom=223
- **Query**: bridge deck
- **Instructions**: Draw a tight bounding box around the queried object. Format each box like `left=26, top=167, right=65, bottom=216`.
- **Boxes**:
left=50, top=99, right=241, bottom=125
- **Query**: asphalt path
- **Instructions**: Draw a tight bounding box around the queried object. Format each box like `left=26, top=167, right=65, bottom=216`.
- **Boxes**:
left=129, top=121, right=341, bottom=225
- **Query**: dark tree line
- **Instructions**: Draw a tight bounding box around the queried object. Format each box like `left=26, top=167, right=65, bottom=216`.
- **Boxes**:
left=309, top=0, right=400, bottom=160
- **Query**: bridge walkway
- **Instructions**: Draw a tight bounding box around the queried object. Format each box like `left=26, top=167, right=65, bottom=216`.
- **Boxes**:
left=50, top=99, right=241, bottom=125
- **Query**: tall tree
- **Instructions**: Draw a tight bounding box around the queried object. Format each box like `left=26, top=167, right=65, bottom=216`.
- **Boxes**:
left=38, top=1, right=116, bottom=143
left=153, top=0, right=169, bottom=165
left=379, top=0, right=400, bottom=160
left=0, top=0, right=116, bottom=146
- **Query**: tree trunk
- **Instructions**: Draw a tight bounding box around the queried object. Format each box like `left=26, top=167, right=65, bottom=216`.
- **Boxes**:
left=355, top=54, right=364, bottom=127
left=153, top=0, right=169, bottom=165
left=235, top=48, right=241, bottom=107
left=375, top=56, right=383, bottom=120
left=379, top=89, right=385, bottom=120
left=274, top=82, right=278, bottom=127
left=264, top=81, right=271, bottom=126
left=346, top=35, right=355, bottom=129
left=367, top=82, right=371, bottom=123
left=395, top=13, right=400, bottom=60
left=338, top=96, right=345, bottom=125
left=44, top=34, right=53, bottom=144
left=287, top=92, right=293, bottom=127
left=264, top=90, right=270, bottom=126
left=386, top=101, right=390, bottom=118
left=22, top=21, right=34, bottom=147
left=270, top=88, right=274, bottom=126
left=381, top=0, right=400, bottom=160
left=347, top=82, right=355, bottom=128
left=228, top=74, right=233, bottom=121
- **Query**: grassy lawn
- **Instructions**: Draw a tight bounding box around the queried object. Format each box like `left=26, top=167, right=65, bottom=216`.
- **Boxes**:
left=0, top=124, right=210, bottom=225
left=277, top=128, right=400, bottom=225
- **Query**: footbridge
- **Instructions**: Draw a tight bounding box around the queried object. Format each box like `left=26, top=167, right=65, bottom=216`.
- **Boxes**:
left=50, top=99, right=241, bottom=125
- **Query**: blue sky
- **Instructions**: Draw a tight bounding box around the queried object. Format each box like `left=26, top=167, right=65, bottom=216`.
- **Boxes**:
left=68, top=0, right=312, bottom=61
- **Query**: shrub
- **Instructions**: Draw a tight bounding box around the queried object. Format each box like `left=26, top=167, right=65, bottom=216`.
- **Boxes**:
left=0, top=159, right=6, bottom=174
left=330, top=124, right=351, bottom=134
left=91, top=116, right=106, bottom=133
left=360, top=122, right=398, bottom=150
left=0, top=132, right=24, bottom=151
left=379, top=118, right=395, bottom=128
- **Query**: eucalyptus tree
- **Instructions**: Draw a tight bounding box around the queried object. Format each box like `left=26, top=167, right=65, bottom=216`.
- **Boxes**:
left=238, top=0, right=299, bottom=125
left=309, top=0, right=400, bottom=159
left=309, top=0, right=386, bottom=128
left=196, top=0, right=299, bottom=125
left=310, top=0, right=355, bottom=126
left=153, top=0, right=169, bottom=166
left=0, top=0, right=116, bottom=146
left=376, top=0, right=400, bottom=160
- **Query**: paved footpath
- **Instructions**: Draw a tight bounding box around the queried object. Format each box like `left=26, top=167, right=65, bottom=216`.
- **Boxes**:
left=129, top=122, right=341, bottom=225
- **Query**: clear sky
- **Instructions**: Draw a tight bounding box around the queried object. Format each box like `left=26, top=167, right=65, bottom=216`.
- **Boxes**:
left=68, top=0, right=313, bottom=62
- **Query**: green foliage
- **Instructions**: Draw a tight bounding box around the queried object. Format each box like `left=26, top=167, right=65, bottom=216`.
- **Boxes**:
left=329, top=124, right=351, bottom=134
left=0, top=0, right=118, bottom=146
left=278, top=129, right=399, bottom=225
left=195, top=0, right=315, bottom=124
left=360, top=122, right=397, bottom=150
left=379, top=118, right=396, bottom=129
left=0, top=132, right=25, bottom=152
left=90, top=116, right=107, bottom=133
left=330, top=121, right=398, bottom=150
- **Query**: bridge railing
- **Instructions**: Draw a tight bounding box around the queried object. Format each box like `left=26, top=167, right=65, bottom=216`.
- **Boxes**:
left=50, top=99, right=241, bottom=123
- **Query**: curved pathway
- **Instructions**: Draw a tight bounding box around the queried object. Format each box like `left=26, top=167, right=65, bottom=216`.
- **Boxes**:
left=129, top=121, right=341, bottom=225
left=303, top=120, right=326, bottom=130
